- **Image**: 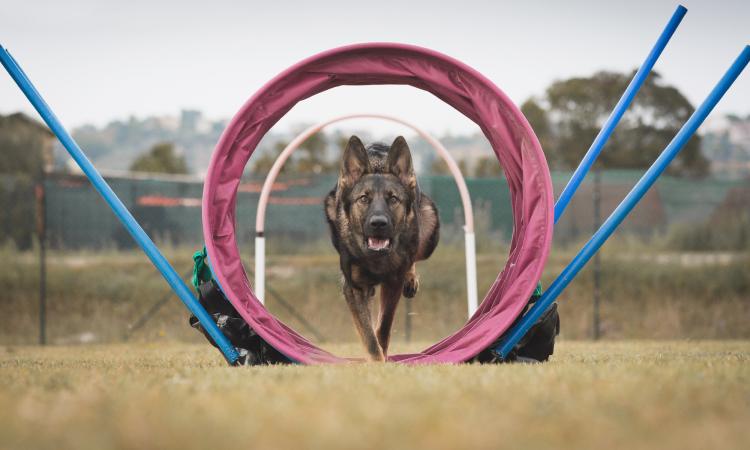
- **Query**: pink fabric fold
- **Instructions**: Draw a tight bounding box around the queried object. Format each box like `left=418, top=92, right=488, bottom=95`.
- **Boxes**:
left=202, top=43, right=554, bottom=364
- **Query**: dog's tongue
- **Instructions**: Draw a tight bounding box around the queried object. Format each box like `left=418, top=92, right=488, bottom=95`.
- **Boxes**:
left=367, top=237, right=390, bottom=251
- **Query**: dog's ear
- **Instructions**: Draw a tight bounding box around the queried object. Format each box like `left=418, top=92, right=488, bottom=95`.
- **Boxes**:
left=340, top=135, right=370, bottom=189
left=387, top=136, right=416, bottom=190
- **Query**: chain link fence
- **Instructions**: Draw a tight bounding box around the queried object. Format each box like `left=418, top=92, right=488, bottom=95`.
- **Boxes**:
left=0, top=170, right=744, bottom=250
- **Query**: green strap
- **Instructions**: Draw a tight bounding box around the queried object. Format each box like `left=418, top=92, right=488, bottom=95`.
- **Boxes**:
left=192, top=246, right=212, bottom=290
left=533, top=282, right=543, bottom=298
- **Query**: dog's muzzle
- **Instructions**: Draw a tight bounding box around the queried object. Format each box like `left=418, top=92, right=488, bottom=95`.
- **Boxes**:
left=365, top=214, right=392, bottom=251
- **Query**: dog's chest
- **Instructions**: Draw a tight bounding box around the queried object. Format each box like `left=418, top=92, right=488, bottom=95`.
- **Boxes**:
left=351, top=252, right=410, bottom=284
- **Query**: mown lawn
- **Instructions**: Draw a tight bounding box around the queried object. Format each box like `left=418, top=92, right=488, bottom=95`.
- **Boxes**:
left=0, top=341, right=748, bottom=450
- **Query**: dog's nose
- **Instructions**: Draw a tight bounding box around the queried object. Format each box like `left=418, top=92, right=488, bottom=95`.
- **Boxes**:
left=369, top=215, right=388, bottom=229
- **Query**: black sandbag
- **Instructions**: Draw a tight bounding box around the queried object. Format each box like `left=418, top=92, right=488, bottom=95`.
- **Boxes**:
left=473, top=300, right=560, bottom=364
left=188, top=280, right=291, bottom=366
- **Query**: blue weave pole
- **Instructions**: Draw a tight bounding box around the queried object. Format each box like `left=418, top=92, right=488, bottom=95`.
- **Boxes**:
left=0, top=45, right=240, bottom=365
left=497, top=45, right=750, bottom=359
left=553, top=5, right=687, bottom=223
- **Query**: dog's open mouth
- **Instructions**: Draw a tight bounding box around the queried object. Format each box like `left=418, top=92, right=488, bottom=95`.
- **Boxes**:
left=367, top=237, right=391, bottom=251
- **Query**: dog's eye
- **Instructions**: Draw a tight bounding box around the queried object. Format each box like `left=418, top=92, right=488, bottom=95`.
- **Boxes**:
left=388, top=195, right=400, bottom=205
left=358, top=195, right=370, bottom=204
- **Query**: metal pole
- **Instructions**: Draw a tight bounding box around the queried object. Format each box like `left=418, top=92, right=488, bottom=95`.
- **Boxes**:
left=0, top=45, right=240, bottom=365
left=465, top=230, right=478, bottom=316
left=497, top=46, right=750, bottom=359
left=554, top=5, right=687, bottom=223
left=254, top=233, right=265, bottom=303
left=405, top=298, right=412, bottom=343
left=36, top=173, right=47, bottom=345
left=592, top=169, right=602, bottom=340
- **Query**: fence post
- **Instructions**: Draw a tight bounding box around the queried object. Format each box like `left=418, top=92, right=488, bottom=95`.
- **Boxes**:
left=36, top=171, right=47, bottom=345
left=592, top=168, right=602, bottom=340
left=405, top=298, right=412, bottom=343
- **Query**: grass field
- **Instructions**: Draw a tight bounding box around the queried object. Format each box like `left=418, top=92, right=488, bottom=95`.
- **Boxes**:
left=1, top=245, right=748, bottom=346
left=0, top=341, right=748, bottom=450
left=1, top=242, right=747, bottom=449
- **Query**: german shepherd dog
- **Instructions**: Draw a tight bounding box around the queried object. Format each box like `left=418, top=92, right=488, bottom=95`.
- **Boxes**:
left=325, top=136, right=439, bottom=361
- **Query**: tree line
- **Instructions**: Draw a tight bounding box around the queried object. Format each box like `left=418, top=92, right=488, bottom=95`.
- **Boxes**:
left=522, top=70, right=706, bottom=176
left=2, top=68, right=711, bottom=181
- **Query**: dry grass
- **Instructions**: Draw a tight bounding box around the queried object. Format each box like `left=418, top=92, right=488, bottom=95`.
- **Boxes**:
left=1, top=245, right=747, bottom=347
left=0, top=341, right=748, bottom=450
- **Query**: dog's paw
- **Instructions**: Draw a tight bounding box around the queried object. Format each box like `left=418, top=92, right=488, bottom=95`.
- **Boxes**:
left=369, top=352, right=386, bottom=362
left=366, top=345, right=386, bottom=362
left=403, top=273, right=419, bottom=298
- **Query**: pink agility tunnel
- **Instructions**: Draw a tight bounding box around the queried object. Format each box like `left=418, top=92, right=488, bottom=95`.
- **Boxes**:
left=202, top=43, right=554, bottom=364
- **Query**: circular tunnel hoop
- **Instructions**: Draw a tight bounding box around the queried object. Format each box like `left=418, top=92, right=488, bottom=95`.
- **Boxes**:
left=203, top=43, right=554, bottom=364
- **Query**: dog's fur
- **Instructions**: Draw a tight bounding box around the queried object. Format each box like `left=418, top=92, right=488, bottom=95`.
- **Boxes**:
left=324, top=136, right=439, bottom=361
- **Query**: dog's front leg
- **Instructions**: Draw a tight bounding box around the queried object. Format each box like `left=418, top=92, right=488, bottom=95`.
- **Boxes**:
left=376, top=279, right=403, bottom=359
left=402, top=263, right=419, bottom=298
left=343, top=283, right=384, bottom=362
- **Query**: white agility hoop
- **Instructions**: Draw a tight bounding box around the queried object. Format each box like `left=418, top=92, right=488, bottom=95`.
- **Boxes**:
left=254, top=113, right=478, bottom=317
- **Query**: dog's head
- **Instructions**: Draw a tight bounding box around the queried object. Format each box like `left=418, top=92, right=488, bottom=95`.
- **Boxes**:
left=338, top=135, right=417, bottom=255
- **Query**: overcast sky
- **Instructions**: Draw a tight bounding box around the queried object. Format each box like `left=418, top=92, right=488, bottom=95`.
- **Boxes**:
left=1, top=0, right=748, bottom=136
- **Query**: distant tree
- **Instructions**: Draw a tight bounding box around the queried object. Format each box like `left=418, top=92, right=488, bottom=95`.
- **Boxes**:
left=251, top=140, right=288, bottom=175
left=251, top=132, right=336, bottom=176
left=0, top=113, right=55, bottom=250
left=726, top=113, right=742, bottom=122
left=521, top=98, right=562, bottom=169
left=0, top=113, right=54, bottom=177
left=474, top=156, right=503, bottom=178
left=296, top=132, right=335, bottom=174
left=333, top=135, right=351, bottom=172
left=430, top=158, right=467, bottom=176
left=534, top=70, right=708, bottom=177
left=130, top=142, right=188, bottom=174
